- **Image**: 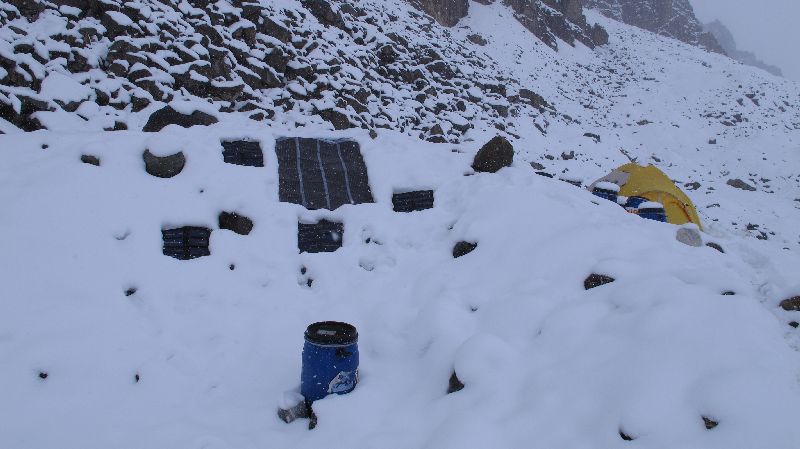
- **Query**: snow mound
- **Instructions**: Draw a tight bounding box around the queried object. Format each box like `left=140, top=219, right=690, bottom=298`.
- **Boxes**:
left=1, top=125, right=799, bottom=449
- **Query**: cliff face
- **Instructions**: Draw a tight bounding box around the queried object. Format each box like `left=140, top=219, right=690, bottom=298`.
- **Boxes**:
left=414, top=0, right=609, bottom=49
left=584, top=0, right=724, bottom=53
left=704, top=20, right=783, bottom=77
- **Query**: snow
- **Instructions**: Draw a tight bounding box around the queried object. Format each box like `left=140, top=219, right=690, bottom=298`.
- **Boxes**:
left=1, top=123, right=800, bottom=449
left=106, top=11, right=134, bottom=27
left=1, top=0, right=800, bottom=448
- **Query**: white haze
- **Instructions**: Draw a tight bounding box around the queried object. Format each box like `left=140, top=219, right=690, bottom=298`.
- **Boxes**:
left=691, top=0, right=800, bottom=82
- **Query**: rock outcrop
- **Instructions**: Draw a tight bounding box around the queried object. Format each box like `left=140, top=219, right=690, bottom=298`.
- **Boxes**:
left=584, top=0, right=723, bottom=53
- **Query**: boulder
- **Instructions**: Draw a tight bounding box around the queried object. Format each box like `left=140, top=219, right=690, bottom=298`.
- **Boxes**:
left=219, top=211, right=254, bottom=235
left=472, top=136, right=514, bottom=173
left=80, top=154, right=100, bottom=166
left=676, top=227, right=703, bottom=247
left=447, top=371, right=464, bottom=393
left=143, top=150, right=185, bottom=178
left=452, top=241, right=477, bottom=258
left=779, top=296, right=800, bottom=311
left=727, top=178, right=756, bottom=191
left=584, top=273, right=615, bottom=290
left=142, top=105, right=218, bottom=132
left=705, top=242, right=725, bottom=253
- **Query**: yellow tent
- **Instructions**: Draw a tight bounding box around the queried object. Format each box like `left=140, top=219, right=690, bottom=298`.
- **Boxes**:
left=589, top=163, right=702, bottom=228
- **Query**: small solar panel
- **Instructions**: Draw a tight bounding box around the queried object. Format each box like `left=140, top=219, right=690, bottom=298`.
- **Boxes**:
left=392, top=190, right=434, bottom=212
left=162, top=226, right=211, bottom=260
left=275, top=137, right=373, bottom=210
left=298, top=220, right=343, bottom=253
left=222, top=140, right=264, bottom=167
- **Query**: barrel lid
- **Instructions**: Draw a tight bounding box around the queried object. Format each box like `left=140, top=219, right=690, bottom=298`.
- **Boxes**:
left=305, top=321, right=358, bottom=345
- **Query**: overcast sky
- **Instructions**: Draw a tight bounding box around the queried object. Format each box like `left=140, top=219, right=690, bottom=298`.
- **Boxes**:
left=690, top=0, right=800, bottom=82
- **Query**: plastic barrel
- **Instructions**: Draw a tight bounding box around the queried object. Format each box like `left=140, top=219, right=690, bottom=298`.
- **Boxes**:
left=301, top=321, right=359, bottom=403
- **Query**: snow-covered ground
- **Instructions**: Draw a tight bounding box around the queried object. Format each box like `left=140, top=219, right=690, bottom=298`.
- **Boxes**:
left=2, top=1, right=800, bottom=448
left=2, top=120, right=800, bottom=448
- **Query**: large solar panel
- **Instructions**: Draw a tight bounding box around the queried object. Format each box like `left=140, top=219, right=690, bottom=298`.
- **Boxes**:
left=162, top=226, right=212, bottom=260
left=275, top=137, right=373, bottom=210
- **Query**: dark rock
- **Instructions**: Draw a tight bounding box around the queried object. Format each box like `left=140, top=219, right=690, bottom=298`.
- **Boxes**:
left=142, top=106, right=218, bottom=132
left=447, top=371, right=464, bottom=393
left=779, top=296, right=800, bottom=311
left=561, top=150, right=575, bottom=160
left=467, top=34, right=487, bottom=46
left=80, top=154, right=100, bottom=166
left=584, top=273, right=615, bottom=290
left=472, top=136, right=514, bottom=173
left=377, top=44, right=399, bottom=64
left=530, top=162, right=545, bottom=170
left=708, top=139, right=717, bottom=144
left=453, top=241, right=478, bottom=258
left=38, top=371, right=48, bottom=380
left=619, top=430, right=634, bottom=441
left=790, top=321, right=799, bottom=329
left=415, top=0, right=469, bottom=27
left=219, top=211, right=254, bottom=235
left=300, top=0, right=346, bottom=29
left=317, top=108, right=352, bottom=130
left=684, top=181, right=701, bottom=191
left=125, top=287, right=137, bottom=296
left=726, top=179, right=756, bottom=191
left=706, top=242, right=725, bottom=253
left=143, top=150, right=186, bottom=178
left=721, top=291, right=736, bottom=296
left=536, top=171, right=554, bottom=178
left=703, top=417, right=719, bottom=430
left=518, top=88, right=551, bottom=112
left=583, top=132, right=601, bottom=143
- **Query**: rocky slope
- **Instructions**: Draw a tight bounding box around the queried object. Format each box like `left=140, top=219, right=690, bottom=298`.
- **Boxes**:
left=704, top=20, right=783, bottom=78
left=0, top=0, right=608, bottom=140
left=584, top=0, right=723, bottom=53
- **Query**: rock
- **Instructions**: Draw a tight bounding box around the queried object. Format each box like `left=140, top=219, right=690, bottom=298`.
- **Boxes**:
left=684, top=181, right=701, bottom=191
left=219, top=211, right=254, bottom=235
left=80, top=154, right=100, bottom=166
left=721, top=291, right=735, bottom=296
left=415, top=0, right=469, bottom=27
left=467, top=34, right=487, bottom=46
left=142, top=106, right=218, bottom=132
left=676, top=227, right=703, bottom=247
left=124, top=287, right=137, bottom=296
left=377, top=45, right=398, bottom=64
left=790, top=321, right=799, bottom=329
left=530, top=162, right=545, bottom=170
left=561, top=150, right=575, bottom=160
left=472, top=136, right=514, bottom=173
left=708, top=139, right=717, bottom=144
left=726, top=178, right=756, bottom=191
left=317, top=108, right=352, bottom=130
left=518, top=88, right=551, bottom=112
left=143, top=150, right=186, bottom=178
left=705, top=242, right=725, bottom=253
left=300, top=0, right=346, bottom=29
left=779, top=296, right=800, bottom=311
left=452, top=241, right=477, bottom=258
left=703, top=417, right=719, bottom=430
left=447, top=371, right=464, bottom=393
left=583, top=132, right=601, bottom=143
left=584, top=273, right=615, bottom=290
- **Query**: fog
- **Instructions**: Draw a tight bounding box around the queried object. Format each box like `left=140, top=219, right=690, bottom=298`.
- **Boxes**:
left=690, top=0, right=800, bottom=82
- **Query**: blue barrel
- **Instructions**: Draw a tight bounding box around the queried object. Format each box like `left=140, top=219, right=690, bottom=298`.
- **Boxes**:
left=638, top=202, right=667, bottom=223
left=301, top=321, right=359, bottom=403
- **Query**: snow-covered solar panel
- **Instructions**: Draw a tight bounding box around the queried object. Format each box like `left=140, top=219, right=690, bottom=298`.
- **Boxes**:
left=392, top=190, right=434, bottom=212
left=162, top=226, right=211, bottom=260
left=275, top=137, right=373, bottom=210
left=222, top=140, right=264, bottom=167
left=298, top=220, right=343, bottom=253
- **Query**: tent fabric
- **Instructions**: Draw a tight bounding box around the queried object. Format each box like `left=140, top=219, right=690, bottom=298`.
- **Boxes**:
left=589, top=163, right=702, bottom=228
left=275, top=137, right=373, bottom=210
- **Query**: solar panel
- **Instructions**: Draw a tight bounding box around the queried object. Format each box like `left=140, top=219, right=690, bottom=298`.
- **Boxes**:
left=222, top=140, right=264, bottom=167
left=392, top=190, right=434, bottom=212
left=298, top=220, right=344, bottom=253
left=275, top=138, right=373, bottom=210
left=162, top=226, right=211, bottom=260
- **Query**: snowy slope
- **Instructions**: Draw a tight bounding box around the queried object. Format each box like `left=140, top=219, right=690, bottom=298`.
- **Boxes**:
left=2, top=122, right=800, bottom=449
left=2, top=1, right=800, bottom=448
